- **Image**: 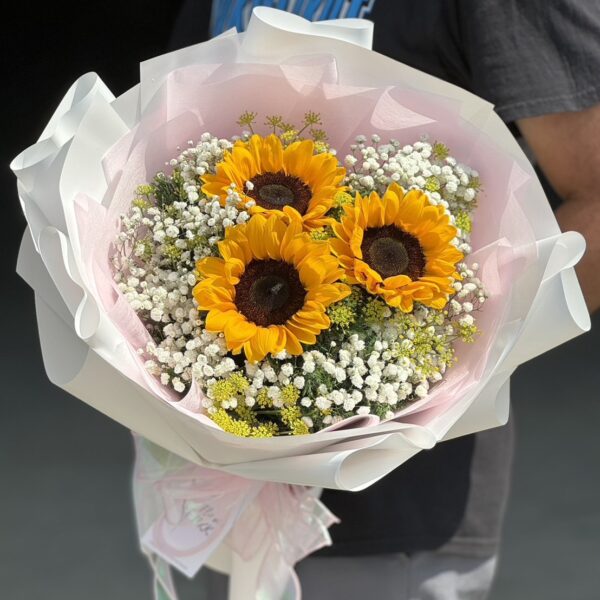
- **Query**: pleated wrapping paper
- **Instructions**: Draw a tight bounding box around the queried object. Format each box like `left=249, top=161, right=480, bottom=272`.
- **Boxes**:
left=11, top=8, right=590, bottom=599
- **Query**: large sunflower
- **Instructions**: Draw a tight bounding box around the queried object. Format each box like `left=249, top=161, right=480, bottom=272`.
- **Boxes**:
left=193, top=213, right=349, bottom=362
left=330, top=183, right=463, bottom=312
left=202, top=134, right=345, bottom=230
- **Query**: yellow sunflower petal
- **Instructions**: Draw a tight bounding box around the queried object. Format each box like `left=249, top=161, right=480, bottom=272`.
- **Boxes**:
left=200, top=212, right=346, bottom=361
left=285, top=321, right=318, bottom=345
left=283, top=328, right=304, bottom=356
left=328, top=237, right=351, bottom=257
left=224, top=317, right=258, bottom=346
left=194, top=278, right=235, bottom=310
left=258, top=134, right=284, bottom=173
left=218, top=239, right=247, bottom=264
left=245, top=214, right=268, bottom=259
left=196, top=257, right=225, bottom=278
left=331, top=184, right=463, bottom=310
left=205, top=310, right=242, bottom=332
left=298, top=257, right=330, bottom=287
left=246, top=327, right=281, bottom=362
left=202, top=134, right=345, bottom=231
left=283, top=139, right=314, bottom=175
left=306, top=283, right=351, bottom=306
left=383, top=274, right=412, bottom=289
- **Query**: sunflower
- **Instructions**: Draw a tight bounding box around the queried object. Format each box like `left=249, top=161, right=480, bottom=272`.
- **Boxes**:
left=202, top=134, right=346, bottom=230
left=193, top=213, right=349, bottom=362
left=330, top=183, right=463, bottom=312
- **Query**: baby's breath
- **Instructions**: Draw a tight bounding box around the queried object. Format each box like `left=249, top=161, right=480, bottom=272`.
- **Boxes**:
left=343, top=135, right=480, bottom=253
left=114, top=128, right=488, bottom=437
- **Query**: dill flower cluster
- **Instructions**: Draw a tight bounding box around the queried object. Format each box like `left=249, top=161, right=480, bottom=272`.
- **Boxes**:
left=113, top=113, right=487, bottom=436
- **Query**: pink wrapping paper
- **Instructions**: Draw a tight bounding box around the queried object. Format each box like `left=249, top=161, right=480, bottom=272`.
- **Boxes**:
left=76, top=60, right=537, bottom=431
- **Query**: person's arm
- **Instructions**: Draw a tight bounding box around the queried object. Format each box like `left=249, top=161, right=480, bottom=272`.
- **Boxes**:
left=517, top=103, right=600, bottom=314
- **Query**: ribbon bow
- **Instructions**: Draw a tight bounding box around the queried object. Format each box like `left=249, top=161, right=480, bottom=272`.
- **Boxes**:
left=132, top=436, right=338, bottom=600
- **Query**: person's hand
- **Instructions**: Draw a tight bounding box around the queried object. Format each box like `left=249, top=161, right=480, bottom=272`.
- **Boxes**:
left=518, top=103, right=600, bottom=314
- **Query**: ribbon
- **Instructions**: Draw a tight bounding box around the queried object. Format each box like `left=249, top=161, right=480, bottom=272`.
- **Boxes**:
left=132, top=435, right=339, bottom=600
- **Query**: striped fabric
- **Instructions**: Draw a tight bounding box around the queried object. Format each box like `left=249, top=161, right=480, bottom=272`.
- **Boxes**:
left=211, top=0, right=377, bottom=36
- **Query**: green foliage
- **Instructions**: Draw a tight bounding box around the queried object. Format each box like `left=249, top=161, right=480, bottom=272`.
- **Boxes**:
left=467, top=175, right=482, bottom=191
left=237, top=110, right=328, bottom=148
left=424, top=176, right=441, bottom=192
left=455, top=211, right=472, bottom=233
left=362, top=297, right=390, bottom=325
left=237, top=111, right=257, bottom=133
left=431, top=141, right=450, bottom=160
left=153, top=171, right=184, bottom=207
left=458, top=322, right=478, bottom=343
left=309, top=227, right=333, bottom=241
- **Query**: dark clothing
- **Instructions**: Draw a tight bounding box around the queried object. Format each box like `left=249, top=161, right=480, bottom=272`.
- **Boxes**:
left=321, top=0, right=600, bottom=557
left=319, top=421, right=514, bottom=558
left=370, top=0, right=600, bottom=123
left=170, top=0, right=600, bottom=558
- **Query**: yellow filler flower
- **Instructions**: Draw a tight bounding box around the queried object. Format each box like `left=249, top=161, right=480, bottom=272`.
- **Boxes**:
left=330, top=183, right=463, bottom=312
left=193, top=213, right=350, bottom=362
left=202, top=134, right=345, bottom=230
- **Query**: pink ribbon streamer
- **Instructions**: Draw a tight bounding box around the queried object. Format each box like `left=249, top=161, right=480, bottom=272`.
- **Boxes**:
left=132, top=435, right=339, bottom=600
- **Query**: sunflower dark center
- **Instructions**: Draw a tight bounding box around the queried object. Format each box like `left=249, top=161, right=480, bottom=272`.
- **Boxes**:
left=361, top=225, right=426, bottom=280
left=235, top=259, right=306, bottom=326
left=258, top=184, right=295, bottom=206
left=247, top=171, right=312, bottom=214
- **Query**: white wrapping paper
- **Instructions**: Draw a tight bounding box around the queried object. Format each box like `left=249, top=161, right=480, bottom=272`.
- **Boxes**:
left=12, top=0, right=590, bottom=527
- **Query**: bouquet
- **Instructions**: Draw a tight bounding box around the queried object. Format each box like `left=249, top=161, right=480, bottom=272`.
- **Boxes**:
left=11, top=8, right=590, bottom=600
left=117, top=119, right=485, bottom=435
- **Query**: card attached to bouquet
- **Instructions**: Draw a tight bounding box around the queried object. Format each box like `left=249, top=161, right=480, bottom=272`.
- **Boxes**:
left=141, top=479, right=262, bottom=578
